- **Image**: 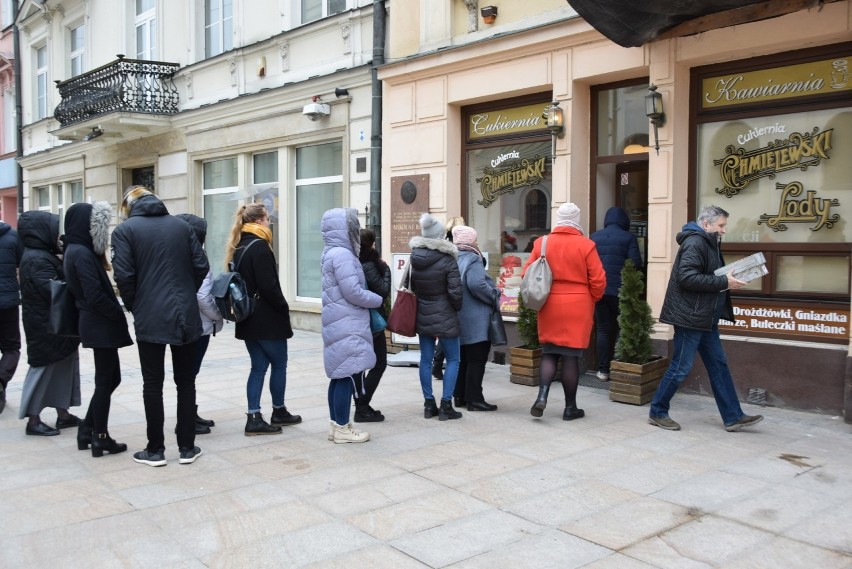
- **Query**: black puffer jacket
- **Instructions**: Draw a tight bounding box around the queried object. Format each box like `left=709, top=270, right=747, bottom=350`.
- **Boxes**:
left=360, top=248, right=391, bottom=320
left=0, top=222, right=21, bottom=309
left=233, top=233, right=293, bottom=341
left=659, top=221, right=733, bottom=331
left=63, top=202, right=133, bottom=350
left=18, top=211, right=80, bottom=366
left=590, top=207, right=643, bottom=297
left=408, top=235, right=462, bottom=337
left=111, top=194, right=208, bottom=345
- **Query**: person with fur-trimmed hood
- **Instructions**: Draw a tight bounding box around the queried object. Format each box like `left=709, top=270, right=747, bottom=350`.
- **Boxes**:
left=111, top=186, right=209, bottom=467
left=63, top=201, right=133, bottom=458
left=409, top=213, right=464, bottom=421
left=320, top=208, right=382, bottom=443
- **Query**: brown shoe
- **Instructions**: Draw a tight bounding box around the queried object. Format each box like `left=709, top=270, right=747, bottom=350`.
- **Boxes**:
left=648, top=415, right=681, bottom=431
left=725, top=414, right=764, bottom=432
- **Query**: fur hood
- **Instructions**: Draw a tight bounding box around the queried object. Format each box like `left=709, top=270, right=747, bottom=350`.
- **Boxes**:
left=90, top=201, right=112, bottom=256
left=409, top=235, right=458, bottom=258
left=120, top=186, right=158, bottom=220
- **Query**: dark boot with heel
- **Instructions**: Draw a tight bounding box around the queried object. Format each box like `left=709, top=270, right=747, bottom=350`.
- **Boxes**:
left=245, top=412, right=282, bottom=436
left=563, top=404, right=585, bottom=421
left=423, top=398, right=439, bottom=419
left=438, top=399, right=462, bottom=421
left=91, top=433, right=127, bottom=457
left=77, top=424, right=93, bottom=450
left=530, top=384, right=550, bottom=417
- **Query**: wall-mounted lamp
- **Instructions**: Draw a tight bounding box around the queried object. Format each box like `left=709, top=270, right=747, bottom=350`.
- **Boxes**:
left=334, top=87, right=349, bottom=98
left=545, top=101, right=565, bottom=139
left=83, top=127, right=103, bottom=141
left=645, top=84, right=665, bottom=155
left=480, top=5, right=498, bottom=24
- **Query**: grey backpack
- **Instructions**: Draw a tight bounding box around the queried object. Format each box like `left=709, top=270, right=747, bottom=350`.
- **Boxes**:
left=520, top=235, right=552, bottom=311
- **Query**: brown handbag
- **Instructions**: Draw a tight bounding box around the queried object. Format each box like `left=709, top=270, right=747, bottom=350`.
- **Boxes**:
left=386, top=264, right=417, bottom=337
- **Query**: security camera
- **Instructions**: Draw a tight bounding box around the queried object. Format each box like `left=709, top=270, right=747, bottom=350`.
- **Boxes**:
left=302, top=102, right=330, bottom=121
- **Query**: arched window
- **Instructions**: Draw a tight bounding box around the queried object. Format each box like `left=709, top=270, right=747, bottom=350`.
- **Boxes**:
left=525, top=189, right=548, bottom=229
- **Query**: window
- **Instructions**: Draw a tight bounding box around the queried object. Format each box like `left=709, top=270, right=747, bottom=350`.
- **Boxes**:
left=296, top=142, right=342, bottom=298
left=300, top=0, right=346, bottom=24
left=1, top=0, right=13, bottom=28
left=35, top=187, right=50, bottom=210
left=524, top=189, right=547, bottom=230
left=202, top=157, right=238, bottom=274
left=135, top=0, right=157, bottom=60
left=33, top=181, right=84, bottom=222
left=69, top=24, right=85, bottom=77
left=253, top=151, right=277, bottom=185
left=35, top=45, right=48, bottom=120
left=205, top=0, right=233, bottom=58
left=70, top=181, right=84, bottom=204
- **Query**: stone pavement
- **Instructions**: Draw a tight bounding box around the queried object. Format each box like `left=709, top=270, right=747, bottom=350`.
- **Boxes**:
left=1, top=321, right=851, bottom=568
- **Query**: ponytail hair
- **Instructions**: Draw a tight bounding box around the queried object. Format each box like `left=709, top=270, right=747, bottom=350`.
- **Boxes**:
left=224, top=203, right=267, bottom=269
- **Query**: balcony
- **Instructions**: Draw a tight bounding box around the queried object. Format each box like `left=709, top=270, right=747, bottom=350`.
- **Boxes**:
left=51, top=55, right=180, bottom=142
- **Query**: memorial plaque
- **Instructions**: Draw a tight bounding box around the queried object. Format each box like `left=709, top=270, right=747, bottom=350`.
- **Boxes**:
left=390, top=174, right=429, bottom=253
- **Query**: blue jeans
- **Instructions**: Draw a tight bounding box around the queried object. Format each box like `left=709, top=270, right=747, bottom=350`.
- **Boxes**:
left=418, top=335, right=460, bottom=401
left=244, top=339, right=288, bottom=413
left=328, top=374, right=359, bottom=425
left=650, top=323, right=744, bottom=426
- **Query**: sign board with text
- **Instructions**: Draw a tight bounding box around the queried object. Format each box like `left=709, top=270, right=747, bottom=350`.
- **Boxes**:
left=719, top=300, right=849, bottom=343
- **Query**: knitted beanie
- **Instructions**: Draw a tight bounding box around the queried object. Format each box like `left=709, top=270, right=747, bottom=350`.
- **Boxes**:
left=451, top=225, right=478, bottom=247
left=419, top=213, right=445, bottom=239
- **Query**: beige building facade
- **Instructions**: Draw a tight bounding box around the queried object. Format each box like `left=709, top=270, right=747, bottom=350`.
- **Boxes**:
left=378, top=1, right=852, bottom=416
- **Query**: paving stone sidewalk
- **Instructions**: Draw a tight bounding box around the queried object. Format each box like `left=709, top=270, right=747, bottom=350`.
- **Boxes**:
left=1, top=321, right=850, bottom=568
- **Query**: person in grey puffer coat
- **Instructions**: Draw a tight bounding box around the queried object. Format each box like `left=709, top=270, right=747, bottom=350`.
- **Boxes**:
left=321, top=208, right=382, bottom=444
left=409, top=213, right=463, bottom=421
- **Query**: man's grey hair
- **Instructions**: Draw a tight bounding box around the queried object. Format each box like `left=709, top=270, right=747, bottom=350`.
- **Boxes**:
left=697, top=205, right=729, bottom=225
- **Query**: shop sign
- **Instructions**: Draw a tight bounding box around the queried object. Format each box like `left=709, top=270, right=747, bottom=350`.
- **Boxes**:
left=758, top=181, right=840, bottom=232
left=702, top=56, right=850, bottom=110
left=468, top=102, right=550, bottom=140
left=719, top=301, right=849, bottom=341
left=713, top=127, right=833, bottom=197
left=476, top=155, right=546, bottom=207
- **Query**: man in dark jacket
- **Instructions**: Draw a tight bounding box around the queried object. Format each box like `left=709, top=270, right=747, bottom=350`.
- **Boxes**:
left=111, top=187, right=209, bottom=466
left=0, top=221, right=22, bottom=413
left=648, top=205, right=763, bottom=432
left=590, top=207, right=643, bottom=381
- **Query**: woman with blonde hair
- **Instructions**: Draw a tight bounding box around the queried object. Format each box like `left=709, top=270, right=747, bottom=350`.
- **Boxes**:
left=226, top=203, right=301, bottom=436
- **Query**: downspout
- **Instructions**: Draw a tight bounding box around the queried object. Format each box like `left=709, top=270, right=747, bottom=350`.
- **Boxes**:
left=369, top=0, right=386, bottom=250
left=13, top=0, right=22, bottom=215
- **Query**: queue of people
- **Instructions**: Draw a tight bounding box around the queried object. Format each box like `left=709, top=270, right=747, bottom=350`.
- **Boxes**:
left=0, top=197, right=764, bottom=464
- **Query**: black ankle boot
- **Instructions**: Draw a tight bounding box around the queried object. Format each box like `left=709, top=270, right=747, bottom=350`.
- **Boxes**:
left=245, top=412, right=282, bottom=436
left=530, top=383, right=550, bottom=417
left=563, top=404, right=585, bottom=421
left=77, top=424, right=93, bottom=450
left=423, top=398, right=439, bottom=419
left=438, top=399, right=462, bottom=421
left=270, top=406, right=302, bottom=426
left=195, top=405, right=215, bottom=428
left=91, top=432, right=127, bottom=457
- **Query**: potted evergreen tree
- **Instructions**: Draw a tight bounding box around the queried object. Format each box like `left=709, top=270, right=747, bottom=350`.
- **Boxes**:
left=609, top=260, right=669, bottom=405
left=509, top=292, right=542, bottom=386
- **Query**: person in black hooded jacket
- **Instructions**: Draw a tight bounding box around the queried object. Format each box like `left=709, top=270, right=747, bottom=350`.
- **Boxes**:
left=111, top=186, right=209, bottom=467
left=17, top=211, right=82, bottom=436
left=0, top=220, right=22, bottom=414
left=63, top=201, right=133, bottom=457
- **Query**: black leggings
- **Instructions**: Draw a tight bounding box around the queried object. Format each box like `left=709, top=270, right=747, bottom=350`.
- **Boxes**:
left=83, top=348, right=122, bottom=434
left=539, top=354, right=580, bottom=406
left=358, top=331, right=387, bottom=408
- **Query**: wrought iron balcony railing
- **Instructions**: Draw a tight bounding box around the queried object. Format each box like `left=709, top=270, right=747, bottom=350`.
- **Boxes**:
left=53, top=55, right=180, bottom=127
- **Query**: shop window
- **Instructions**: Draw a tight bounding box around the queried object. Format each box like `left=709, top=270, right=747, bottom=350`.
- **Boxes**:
left=295, top=142, right=342, bottom=299
left=202, top=157, right=238, bottom=274
left=776, top=255, right=849, bottom=295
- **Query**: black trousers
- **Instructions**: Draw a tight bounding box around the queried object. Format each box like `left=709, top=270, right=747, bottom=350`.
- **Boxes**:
left=594, top=295, right=620, bottom=374
left=83, top=348, right=122, bottom=434
left=455, top=340, right=491, bottom=403
left=0, top=306, right=21, bottom=388
left=358, top=331, right=387, bottom=408
left=137, top=340, right=197, bottom=452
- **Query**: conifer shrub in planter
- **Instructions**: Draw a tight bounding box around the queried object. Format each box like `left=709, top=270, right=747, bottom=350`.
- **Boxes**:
left=609, top=260, right=669, bottom=405
left=509, top=293, right=542, bottom=386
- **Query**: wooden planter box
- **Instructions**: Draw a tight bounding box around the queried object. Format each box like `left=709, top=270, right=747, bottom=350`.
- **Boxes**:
left=509, top=346, right=542, bottom=386
left=609, top=356, right=669, bottom=405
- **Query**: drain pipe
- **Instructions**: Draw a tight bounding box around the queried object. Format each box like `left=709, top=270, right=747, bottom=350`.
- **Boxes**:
left=13, top=1, right=23, bottom=216
left=369, top=0, right=386, bottom=251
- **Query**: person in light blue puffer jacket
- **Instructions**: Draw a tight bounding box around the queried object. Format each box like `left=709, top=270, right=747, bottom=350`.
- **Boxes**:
left=321, top=208, right=382, bottom=444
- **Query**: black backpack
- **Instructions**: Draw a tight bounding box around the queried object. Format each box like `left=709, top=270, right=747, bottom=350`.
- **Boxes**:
left=211, top=239, right=261, bottom=323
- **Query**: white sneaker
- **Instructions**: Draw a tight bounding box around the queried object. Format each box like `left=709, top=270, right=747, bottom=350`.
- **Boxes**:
left=332, top=422, right=369, bottom=444
left=596, top=371, right=610, bottom=381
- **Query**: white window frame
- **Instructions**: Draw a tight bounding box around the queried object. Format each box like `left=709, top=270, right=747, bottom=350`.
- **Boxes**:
left=297, top=0, right=348, bottom=25
left=69, top=23, right=86, bottom=77
left=35, top=186, right=50, bottom=212
left=135, top=0, right=157, bottom=60
left=204, top=0, right=233, bottom=58
left=35, top=44, right=48, bottom=120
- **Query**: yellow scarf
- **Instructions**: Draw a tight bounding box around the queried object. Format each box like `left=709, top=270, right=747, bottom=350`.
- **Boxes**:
left=243, top=223, right=272, bottom=243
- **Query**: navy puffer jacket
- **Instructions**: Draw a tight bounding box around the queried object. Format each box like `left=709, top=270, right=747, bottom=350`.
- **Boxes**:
left=659, top=222, right=733, bottom=331
left=590, top=207, right=643, bottom=297
left=0, top=222, right=21, bottom=309
left=408, top=235, right=462, bottom=337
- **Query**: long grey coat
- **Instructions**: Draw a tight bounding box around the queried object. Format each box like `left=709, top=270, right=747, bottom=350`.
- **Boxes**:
left=321, top=209, right=382, bottom=379
left=457, top=251, right=499, bottom=346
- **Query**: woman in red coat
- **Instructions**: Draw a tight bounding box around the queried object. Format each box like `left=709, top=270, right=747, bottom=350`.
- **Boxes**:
left=522, top=203, right=606, bottom=420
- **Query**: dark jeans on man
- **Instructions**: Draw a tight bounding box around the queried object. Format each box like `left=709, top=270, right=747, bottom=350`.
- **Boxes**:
left=83, top=348, right=122, bottom=434
left=594, top=295, right=619, bottom=374
left=358, top=331, right=387, bottom=409
left=455, top=340, right=491, bottom=403
left=0, top=306, right=21, bottom=388
left=649, top=322, right=745, bottom=426
left=138, top=340, right=197, bottom=452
